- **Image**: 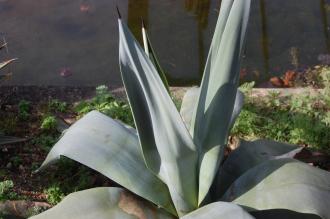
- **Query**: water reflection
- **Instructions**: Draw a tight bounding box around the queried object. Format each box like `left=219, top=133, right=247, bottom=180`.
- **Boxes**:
left=320, top=0, right=330, bottom=52
left=185, top=0, right=210, bottom=78
left=127, top=0, right=149, bottom=43
left=259, top=0, right=270, bottom=76
left=1, top=0, right=330, bottom=86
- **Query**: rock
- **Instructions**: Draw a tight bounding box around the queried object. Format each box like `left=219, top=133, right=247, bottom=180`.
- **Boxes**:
left=0, top=201, right=51, bottom=218
left=6, top=162, right=12, bottom=169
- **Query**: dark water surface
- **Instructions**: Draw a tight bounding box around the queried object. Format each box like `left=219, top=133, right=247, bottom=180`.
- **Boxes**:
left=1, top=0, right=330, bottom=86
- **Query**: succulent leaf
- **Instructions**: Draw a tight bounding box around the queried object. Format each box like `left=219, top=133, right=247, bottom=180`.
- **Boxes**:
left=181, top=202, right=254, bottom=219
left=222, top=159, right=330, bottom=219
left=119, top=18, right=198, bottom=216
left=30, top=187, right=175, bottom=219
left=141, top=23, right=170, bottom=92
left=180, top=87, right=244, bottom=130
left=188, top=0, right=251, bottom=205
left=0, top=58, right=17, bottom=70
left=0, top=133, right=25, bottom=145
left=212, top=139, right=302, bottom=199
left=37, top=111, right=176, bottom=215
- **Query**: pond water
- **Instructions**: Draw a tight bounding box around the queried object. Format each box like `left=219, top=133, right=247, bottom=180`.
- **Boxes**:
left=1, top=0, right=330, bottom=86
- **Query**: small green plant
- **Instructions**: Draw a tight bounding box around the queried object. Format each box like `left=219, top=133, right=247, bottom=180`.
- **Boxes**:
left=18, top=100, right=31, bottom=120
left=40, top=116, right=57, bottom=131
left=32, top=134, right=58, bottom=152
left=75, top=85, right=134, bottom=126
left=0, top=180, right=21, bottom=201
left=0, top=180, right=14, bottom=200
left=232, top=81, right=330, bottom=152
left=49, top=99, right=67, bottom=113
left=320, top=66, right=330, bottom=106
left=9, top=156, right=22, bottom=167
left=44, top=184, right=65, bottom=205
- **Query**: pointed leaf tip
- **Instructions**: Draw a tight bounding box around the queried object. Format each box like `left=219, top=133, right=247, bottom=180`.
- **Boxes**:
left=141, top=17, right=146, bottom=29
left=116, top=6, right=121, bottom=19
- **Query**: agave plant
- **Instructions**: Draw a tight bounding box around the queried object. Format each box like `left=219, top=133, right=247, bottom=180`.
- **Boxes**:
left=31, top=0, right=330, bottom=218
left=0, top=38, right=23, bottom=145
left=0, top=38, right=17, bottom=80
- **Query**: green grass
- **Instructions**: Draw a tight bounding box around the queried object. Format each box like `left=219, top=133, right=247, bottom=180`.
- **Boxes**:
left=0, top=180, right=23, bottom=201
left=18, top=100, right=31, bottom=121
left=75, top=85, right=134, bottom=126
left=40, top=115, right=57, bottom=131
left=232, top=67, right=330, bottom=153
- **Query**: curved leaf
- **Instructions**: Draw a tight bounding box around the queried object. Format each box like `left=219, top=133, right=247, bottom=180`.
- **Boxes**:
left=142, top=23, right=170, bottom=92
left=180, top=87, right=200, bottom=129
left=228, top=90, right=244, bottom=130
left=29, top=187, right=175, bottom=219
left=251, top=209, right=322, bottom=219
left=0, top=58, right=17, bottom=70
left=37, top=111, right=176, bottom=215
left=0, top=134, right=25, bottom=145
left=180, top=87, right=244, bottom=130
left=0, top=42, right=8, bottom=50
left=188, top=0, right=251, bottom=205
left=119, top=18, right=198, bottom=215
left=181, top=202, right=254, bottom=219
left=222, top=159, right=330, bottom=219
left=212, top=139, right=302, bottom=199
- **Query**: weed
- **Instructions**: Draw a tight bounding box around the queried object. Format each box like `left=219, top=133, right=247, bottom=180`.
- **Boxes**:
left=49, top=99, right=67, bottom=113
left=75, top=85, right=134, bottom=126
left=0, top=114, right=17, bottom=134
left=32, top=134, right=58, bottom=152
left=18, top=100, right=30, bottom=121
left=40, top=116, right=57, bottom=131
left=44, top=184, right=65, bottom=205
left=9, top=156, right=22, bottom=167
left=0, top=180, right=21, bottom=201
left=232, top=81, right=330, bottom=153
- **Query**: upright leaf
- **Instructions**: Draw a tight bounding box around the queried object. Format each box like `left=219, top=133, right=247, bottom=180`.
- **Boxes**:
left=222, top=159, right=330, bottom=219
left=119, top=19, right=198, bottom=216
left=180, top=87, right=244, bottom=130
left=37, top=111, right=176, bottom=215
left=30, top=187, right=175, bottom=219
left=141, top=20, right=170, bottom=92
left=188, top=0, right=251, bottom=204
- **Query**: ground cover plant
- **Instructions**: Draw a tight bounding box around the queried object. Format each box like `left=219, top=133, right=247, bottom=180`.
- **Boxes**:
left=232, top=74, right=330, bottom=154
left=0, top=86, right=130, bottom=207
left=29, top=0, right=330, bottom=218
left=0, top=37, right=24, bottom=146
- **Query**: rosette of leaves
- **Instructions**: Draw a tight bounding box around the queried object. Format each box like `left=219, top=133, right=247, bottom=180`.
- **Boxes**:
left=0, top=40, right=16, bottom=81
left=0, top=39, right=23, bottom=145
left=31, top=0, right=330, bottom=218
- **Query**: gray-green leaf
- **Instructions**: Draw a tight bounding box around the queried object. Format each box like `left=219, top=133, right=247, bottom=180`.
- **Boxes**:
left=222, top=159, right=330, bottom=219
left=181, top=201, right=254, bottom=219
left=0, top=58, right=17, bottom=70
left=180, top=87, right=244, bottom=130
left=37, top=111, right=176, bottom=215
left=213, top=139, right=302, bottom=199
left=119, top=18, right=198, bottom=216
left=29, top=187, right=175, bottom=219
left=142, top=24, right=170, bottom=92
left=0, top=133, right=25, bottom=145
left=188, top=0, right=251, bottom=205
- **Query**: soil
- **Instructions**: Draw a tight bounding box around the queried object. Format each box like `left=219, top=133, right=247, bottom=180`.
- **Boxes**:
left=0, top=86, right=116, bottom=209
left=0, top=82, right=329, bottom=218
